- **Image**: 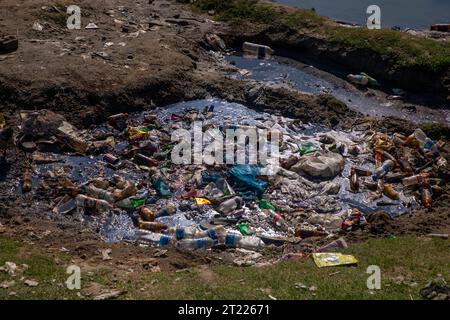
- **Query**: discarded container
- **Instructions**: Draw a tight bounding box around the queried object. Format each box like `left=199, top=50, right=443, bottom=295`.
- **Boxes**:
left=134, top=153, right=158, bottom=167
left=349, top=167, right=359, bottom=192
left=176, top=237, right=217, bottom=250
left=217, top=196, right=243, bottom=215
left=237, top=223, right=253, bottom=236
left=82, top=185, right=115, bottom=203
left=225, top=233, right=264, bottom=251
left=103, top=153, right=120, bottom=165
left=407, top=129, right=439, bottom=157
left=166, top=226, right=225, bottom=240
left=75, top=195, right=112, bottom=213
left=382, top=184, right=399, bottom=200
left=156, top=203, right=177, bottom=218
left=136, top=231, right=173, bottom=246
left=402, top=173, right=432, bottom=187
left=371, top=160, right=395, bottom=181
left=299, top=141, right=319, bottom=156
left=108, top=113, right=128, bottom=131
left=139, top=221, right=168, bottom=232
left=22, top=169, right=32, bottom=193
left=421, top=188, right=433, bottom=208
left=54, top=121, right=89, bottom=154
left=312, top=253, right=358, bottom=268
left=242, top=42, right=274, bottom=59
left=140, top=207, right=156, bottom=222
left=259, top=199, right=276, bottom=211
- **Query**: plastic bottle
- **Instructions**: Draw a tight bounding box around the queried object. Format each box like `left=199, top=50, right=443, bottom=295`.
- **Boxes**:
left=176, top=237, right=217, bottom=249
left=139, top=221, right=168, bottom=232
left=166, top=226, right=225, bottom=241
left=353, top=167, right=372, bottom=176
left=134, top=153, right=158, bottom=167
left=409, top=129, right=439, bottom=156
left=371, top=160, right=395, bottom=181
left=382, top=184, right=399, bottom=200
left=225, top=233, right=264, bottom=251
left=103, top=153, right=120, bottom=165
left=156, top=203, right=177, bottom=218
left=75, top=195, right=112, bottom=213
left=140, top=207, right=156, bottom=222
left=266, top=210, right=290, bottom=233
left=374, top=151, right=382, bottom=167
left=113, top=181, right=137, bottom=201
left=135, top=231, right=173, bottom=246
left=116, top=196, right=146, bottom=209
left=399, top=156, right=413, bottom=173
left=217, top=196, right=243, bottom=215
left=349, top=167, right=359, bottom=192
left=22, top=169, right=32, bottom=193
left=82, top=185, right=115, bottom=203
left=402, top=173, right=432, bottom=187
left=421, top=188, right=432, bottom=208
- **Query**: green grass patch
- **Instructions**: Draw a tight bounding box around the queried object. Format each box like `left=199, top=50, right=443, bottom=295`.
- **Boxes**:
left=1, top=236, right=448, bottom=299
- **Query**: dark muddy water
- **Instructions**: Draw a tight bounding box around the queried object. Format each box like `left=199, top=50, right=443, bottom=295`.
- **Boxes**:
left=275, top=0, right=450, bottom=29
left=226, top=55, right=450, bottom=124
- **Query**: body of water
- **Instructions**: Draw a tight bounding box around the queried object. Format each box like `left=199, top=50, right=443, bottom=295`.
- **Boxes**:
left=276, top=0, right=450, bottom=29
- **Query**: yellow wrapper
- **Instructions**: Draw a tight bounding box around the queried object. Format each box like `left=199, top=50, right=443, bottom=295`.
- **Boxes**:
left=195, top=197, right=211, bottom=205
left=312, top=253, right=358, bottom=268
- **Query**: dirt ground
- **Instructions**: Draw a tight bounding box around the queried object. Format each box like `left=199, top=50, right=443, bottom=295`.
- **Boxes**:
left=0, top=0, right=449, bottom=276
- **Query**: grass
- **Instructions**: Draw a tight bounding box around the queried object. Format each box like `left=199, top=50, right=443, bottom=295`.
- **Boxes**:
left=1, top=236, right=449, bottom=299
left=184, top=0, right=450, bottom=72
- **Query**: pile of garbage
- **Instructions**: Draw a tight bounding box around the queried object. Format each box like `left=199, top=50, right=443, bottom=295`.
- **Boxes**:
left=12, top=99, right=447, bottom=253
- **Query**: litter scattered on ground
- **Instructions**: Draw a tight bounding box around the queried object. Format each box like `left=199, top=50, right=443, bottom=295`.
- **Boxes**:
left=4, top=96, right=446, bottom=261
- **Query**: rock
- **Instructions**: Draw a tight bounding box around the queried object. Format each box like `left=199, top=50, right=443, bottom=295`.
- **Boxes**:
left=0, top=280, right=15, bottom=289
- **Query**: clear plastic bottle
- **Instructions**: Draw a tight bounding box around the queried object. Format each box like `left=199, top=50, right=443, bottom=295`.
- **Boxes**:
left=225, top=233, right=264, bottom=251
left=82, top=185, right=115, bottom=203
left=371, top=160, right=395, bottom=181
left=139, top=221, right=168, bottom=232
left=217, top=196, right=243, bottom=215
left=402, top=173, right=432, bottom=187
left=176, top=237, right=217, bottom=249
left=166, top=226, right=225, bottom=241
left=75, top=194, right=112, bottom=213
left=410, top=129, right=439, bottom=156
left=135, top=231, right=173, bottom=246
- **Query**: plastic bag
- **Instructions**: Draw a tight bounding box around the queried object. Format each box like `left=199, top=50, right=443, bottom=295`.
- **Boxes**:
left=228, top=164, right=267, bottom=199
left=312, top=253, right=358, bottom=268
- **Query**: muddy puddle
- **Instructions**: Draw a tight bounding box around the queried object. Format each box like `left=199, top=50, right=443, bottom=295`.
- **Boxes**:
left=226, top=55, right=450, bottom=124
left=21, top=99, right=424, bottom=244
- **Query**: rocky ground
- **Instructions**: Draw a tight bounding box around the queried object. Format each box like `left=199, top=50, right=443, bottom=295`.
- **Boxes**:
left=0, top=0, right=449, bottom=280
